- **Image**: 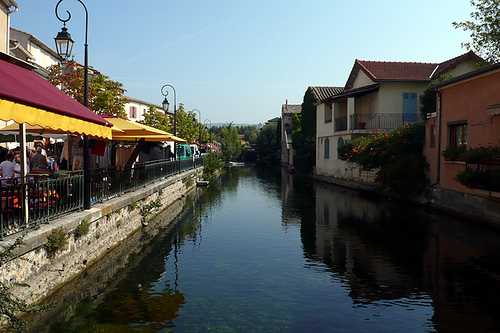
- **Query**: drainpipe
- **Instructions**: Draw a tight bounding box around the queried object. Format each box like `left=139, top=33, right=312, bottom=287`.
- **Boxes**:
left=429, top=88, right=442, bottom=186
left=6, top=4, right=19, bottom=53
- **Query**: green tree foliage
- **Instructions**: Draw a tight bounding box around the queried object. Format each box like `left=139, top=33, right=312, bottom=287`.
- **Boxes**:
left=202, top=151, right=225, bottom=180
left=255, top=123, right=278, bottom=161
left=237, top=125, right=260, bottom=145
left=48, top=60, right=128, bottom=117
left=293, top=87, right=317, bottom=174
left=419, top=74, right=455, bottom=119
left=142, top=104, right=208, bottom=142
left=176, top=106, right=208, bottom=143
left=339, top=123, right=429, bottom=196
left=220, top=123, right=242, bottom=162
left=141, top=105, right=171, bottom=132
left=453, top=0, right=500, bottom=63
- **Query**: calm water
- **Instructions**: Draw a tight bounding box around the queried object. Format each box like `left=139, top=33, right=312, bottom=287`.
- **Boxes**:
left=27, top=166, right=500, bottom=332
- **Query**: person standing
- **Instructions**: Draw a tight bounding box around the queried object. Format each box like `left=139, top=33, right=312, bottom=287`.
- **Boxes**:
left=30, top=146, right=48, bottom=170
left=0, top=152, right=16, bottom=182
left=13, top=153, right=30, bottom=180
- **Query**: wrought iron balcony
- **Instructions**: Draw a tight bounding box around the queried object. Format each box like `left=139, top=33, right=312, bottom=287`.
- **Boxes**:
left=333, top=113, right=421, bottom=132
left=458, top=162, right=500, bottom=192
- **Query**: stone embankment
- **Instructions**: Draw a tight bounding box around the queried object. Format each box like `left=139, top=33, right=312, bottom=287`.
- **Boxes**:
left=0, top=167, right=202, bottom=305
left=313, top=173, right=500, bottom=226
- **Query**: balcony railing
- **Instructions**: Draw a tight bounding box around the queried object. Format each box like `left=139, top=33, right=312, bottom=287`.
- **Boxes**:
left=460, top=162, right=500, bottom=191
left=0, top=156, right=204, bottom=238
left=335, top=117, right=347, bottom=132
left=333, top=113, right=421, bottom=132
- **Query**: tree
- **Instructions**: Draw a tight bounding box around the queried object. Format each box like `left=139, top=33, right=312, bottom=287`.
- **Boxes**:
left=453, top=0, right=500, bottom=64
left=48, top=60, right=128, bottom=117
left=176, top=106, right=208, bottom=143
left=220, top=123, right=242, bottom=162
left=293, top=87, right=317, bottom=174
left=419, top=74, right=455, bottom=119
left=237, top=125, right=260, bottom=145
left=141, top=105, right=171, bottom=132
left=255, top=123, right=278, bottom=161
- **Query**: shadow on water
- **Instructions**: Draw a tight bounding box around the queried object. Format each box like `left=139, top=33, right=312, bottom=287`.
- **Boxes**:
left=22, top=165, right=500, bottom=332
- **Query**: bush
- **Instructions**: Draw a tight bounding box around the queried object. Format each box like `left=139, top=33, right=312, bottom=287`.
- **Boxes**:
left=43, top=227, right=68, bottom=256
left=74, top=220, right=90, bottom=240
left=463, top=145, right=500, bottom=163
left=202, top=152, right=225, bottom=180
left=442, top=146, right=466, bottom=161
left=339, top=123, right=429, bottom=195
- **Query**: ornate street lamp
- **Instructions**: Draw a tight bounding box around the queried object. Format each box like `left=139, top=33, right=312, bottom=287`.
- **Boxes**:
left=190, top=109, right=201, bottom=144
left=54, top=23, right=74, bottom=61
left=161, top=84, right=177, bottom=160
left=55, top=0, right=92, bottom=209
left=204, top=119, right=212, bottom=143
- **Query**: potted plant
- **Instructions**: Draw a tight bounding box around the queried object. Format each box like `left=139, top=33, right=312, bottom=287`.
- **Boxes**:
left=442, top=146, right=465, bottom=161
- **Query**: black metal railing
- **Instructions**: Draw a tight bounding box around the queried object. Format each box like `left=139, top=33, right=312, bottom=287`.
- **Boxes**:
left=461, top=162, right=500, bottom=191
left=335, top=116, right=347, bottom=132
left=1, top=156, right=204, bottom=238
left=1, top=171, right=83, bottom=237
left=348, top=113, right=421, bottom=131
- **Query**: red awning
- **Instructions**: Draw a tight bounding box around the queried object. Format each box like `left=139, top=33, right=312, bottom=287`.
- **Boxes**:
left=208, top=143, right=220, bottom=153
left=0, top=58, right=112, bottom=139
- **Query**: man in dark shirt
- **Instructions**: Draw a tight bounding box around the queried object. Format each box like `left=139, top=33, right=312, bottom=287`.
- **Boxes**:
left=30, top=146, right=48, bottom=170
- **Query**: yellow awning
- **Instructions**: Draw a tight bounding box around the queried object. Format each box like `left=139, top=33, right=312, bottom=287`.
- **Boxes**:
left=112, top=134, right=186, bottom=142
left=0, top=120, right=118, bottom=139
left=103, top=115, right=185, bottom=142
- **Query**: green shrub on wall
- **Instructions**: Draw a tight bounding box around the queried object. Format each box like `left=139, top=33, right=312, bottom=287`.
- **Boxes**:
left=74, top=220, right=90, bottom=240
left=43, top=227, right=68, bottom=256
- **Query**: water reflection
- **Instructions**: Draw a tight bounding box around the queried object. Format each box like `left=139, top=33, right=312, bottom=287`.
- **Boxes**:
left=280, top=169, right=500, bottom=332
left=23, top=166, right=500, bottom=332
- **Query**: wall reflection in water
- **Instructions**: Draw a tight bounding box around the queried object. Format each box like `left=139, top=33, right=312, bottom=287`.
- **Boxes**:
left=279, top=168, right=500, bottom=332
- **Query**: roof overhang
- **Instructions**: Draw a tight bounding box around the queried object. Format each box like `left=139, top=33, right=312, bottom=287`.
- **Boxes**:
left=317, top=83, right=380, bottom=105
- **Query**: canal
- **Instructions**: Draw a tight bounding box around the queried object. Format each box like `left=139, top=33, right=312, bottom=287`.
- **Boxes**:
left=26, top=165, right=500, bottom=332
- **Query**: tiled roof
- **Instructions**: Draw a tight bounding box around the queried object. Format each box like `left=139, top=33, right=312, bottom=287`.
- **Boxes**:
left=281, top=104, right=301, bottom=114
left=357, top=60, right=437, bottom=81
left=431, top=50, right=483, bottom=79
left=433, top=61, right=500, bottom=89
left=318, top=84, right=380, bottom=104
left=309, top=86, right=344, bottom=101
left=345, top=51, right=483, bottom=89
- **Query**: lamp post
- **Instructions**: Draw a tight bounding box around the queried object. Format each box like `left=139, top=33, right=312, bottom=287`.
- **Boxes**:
left=161, top=84, right=177, bottom=160
left=55, top=0, right=91, bottom=210
left=204, top=119, right=212, bottom=143
left=191, top=109, right=201, bottom=144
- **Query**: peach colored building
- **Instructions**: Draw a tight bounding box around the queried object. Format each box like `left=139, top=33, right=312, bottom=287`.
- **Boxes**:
left=424, top=62, right=500, bottom=199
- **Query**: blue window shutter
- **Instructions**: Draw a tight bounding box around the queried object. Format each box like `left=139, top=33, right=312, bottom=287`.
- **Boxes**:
left=403, top=93, right=417, bottom=122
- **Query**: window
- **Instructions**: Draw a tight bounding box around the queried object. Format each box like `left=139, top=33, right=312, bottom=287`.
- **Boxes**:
left=324, top=138, right=330, bottom=159
left=429, top=125, right=436, bottom=148
left=129, top=106, right=137, bottom=118
left=448, top=121, right=467, bottom=148
left=337, top=137, right=344, bottom=159
left=325, top=105, right=332, bottom=124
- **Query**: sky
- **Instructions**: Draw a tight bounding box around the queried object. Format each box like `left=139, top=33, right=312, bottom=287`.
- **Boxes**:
left=12, top=0, right=475, bottom=125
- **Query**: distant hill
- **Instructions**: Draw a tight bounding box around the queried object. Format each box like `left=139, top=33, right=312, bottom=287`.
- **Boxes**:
left=211, top=123, right=258, bottom=127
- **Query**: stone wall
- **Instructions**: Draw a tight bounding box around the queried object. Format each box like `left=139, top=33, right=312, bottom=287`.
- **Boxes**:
left=0, top=168, right=201, bottom=305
